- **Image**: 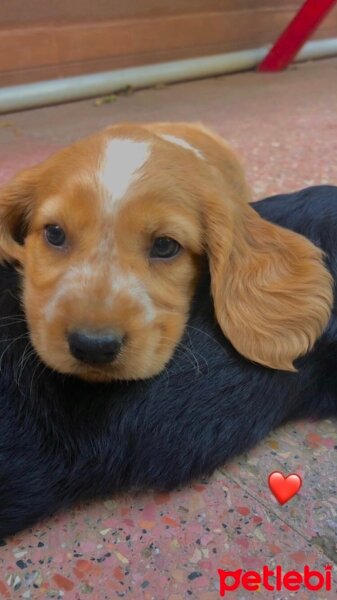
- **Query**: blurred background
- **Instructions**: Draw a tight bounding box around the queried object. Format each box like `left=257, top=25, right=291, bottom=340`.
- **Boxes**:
left=0, top=0, right=336, bottom=86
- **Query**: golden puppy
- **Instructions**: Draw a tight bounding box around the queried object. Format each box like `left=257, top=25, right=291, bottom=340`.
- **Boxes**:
left=0, top=122, right=332, bottom=381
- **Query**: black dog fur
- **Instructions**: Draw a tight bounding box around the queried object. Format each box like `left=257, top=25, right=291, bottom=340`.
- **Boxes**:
left=0, top=185, right=336, bottom=538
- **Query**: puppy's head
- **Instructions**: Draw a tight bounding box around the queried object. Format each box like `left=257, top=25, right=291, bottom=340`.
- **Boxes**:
left=0, top=122, right=332, bottom=381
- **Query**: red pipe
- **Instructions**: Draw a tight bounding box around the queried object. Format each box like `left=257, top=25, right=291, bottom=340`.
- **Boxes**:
left=258, top=0, right=337, bottom=72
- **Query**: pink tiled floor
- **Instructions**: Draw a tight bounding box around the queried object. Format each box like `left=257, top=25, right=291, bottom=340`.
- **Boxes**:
left=0, top=57, right=337, bottom=599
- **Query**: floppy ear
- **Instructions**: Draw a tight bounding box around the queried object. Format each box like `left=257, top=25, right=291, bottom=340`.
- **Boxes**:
left=144, top=121, right=333, bottom=370
left=205, top=194, right=333, bottom=371
left=0, top=167, right=39, bottom=264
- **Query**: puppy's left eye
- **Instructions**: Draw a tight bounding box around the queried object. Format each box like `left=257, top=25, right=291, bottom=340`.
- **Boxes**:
left=44, top=224, right=67, bottom=248
left=150, top=237, right=181, bottom=259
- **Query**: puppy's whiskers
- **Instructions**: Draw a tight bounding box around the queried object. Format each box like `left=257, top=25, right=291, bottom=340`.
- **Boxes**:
left=0, top=332, right=30, bottom=374
left=29, top=358, right=46, bottom=399
left=16, top=342, right=37, bottom=389
left=159, top=334, right=206, bottom=375
left=185, top=325, right=226, bottom=352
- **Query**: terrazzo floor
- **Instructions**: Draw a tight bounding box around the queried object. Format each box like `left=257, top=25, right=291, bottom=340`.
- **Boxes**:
left=1, top=57, right=337, bottom=599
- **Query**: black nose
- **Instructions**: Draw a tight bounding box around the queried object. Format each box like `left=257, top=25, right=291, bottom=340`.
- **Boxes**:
left=68, top=330, right=123, bottom=365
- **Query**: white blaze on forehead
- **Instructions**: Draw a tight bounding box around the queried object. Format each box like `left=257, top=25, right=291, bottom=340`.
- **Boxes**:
left=100, top=138, right=151, bottom=212
left=160, top=134, right=204, bottom=159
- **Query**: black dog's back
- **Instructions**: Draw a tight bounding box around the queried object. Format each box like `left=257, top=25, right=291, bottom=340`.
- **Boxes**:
left=257, top=185, right=337, bottom=283
left=0, top=186, right=336, bottom=537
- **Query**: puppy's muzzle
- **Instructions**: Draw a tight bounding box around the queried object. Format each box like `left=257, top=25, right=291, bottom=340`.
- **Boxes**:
left=68, top=330, right=123, bottom=365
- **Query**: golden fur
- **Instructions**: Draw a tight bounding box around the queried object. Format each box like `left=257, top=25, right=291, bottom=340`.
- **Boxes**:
left=0, top=122, right=333, bottom=380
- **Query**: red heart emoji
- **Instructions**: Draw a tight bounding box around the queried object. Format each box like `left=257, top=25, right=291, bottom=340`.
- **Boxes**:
left=268, top=471, right=302, bottom=505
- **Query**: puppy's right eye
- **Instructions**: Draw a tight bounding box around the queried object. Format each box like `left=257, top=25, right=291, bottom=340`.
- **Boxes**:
left=150, top=237, right=181, bottom=259
left=44, top=225, right=67, bottom=248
